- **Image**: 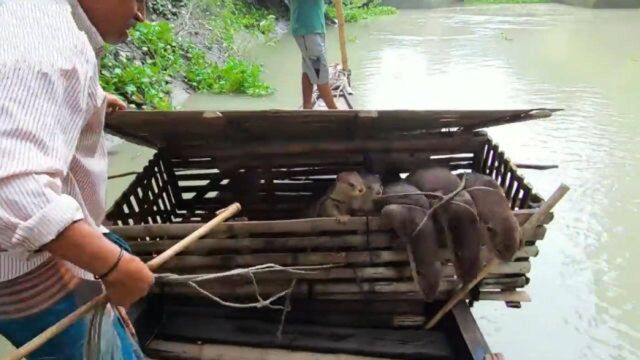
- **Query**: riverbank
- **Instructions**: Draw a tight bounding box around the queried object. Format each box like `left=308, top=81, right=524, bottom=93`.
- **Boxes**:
left=100, top=0, right=399, bottom=111
left=100, top=0, right=282, bottom=111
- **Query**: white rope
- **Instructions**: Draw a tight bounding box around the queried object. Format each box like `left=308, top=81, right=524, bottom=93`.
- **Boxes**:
left=153, top=264, right=338, bottom=310
left=154, top=264, right=338, bottom=283
left=187, top=281, right=291, bottom=309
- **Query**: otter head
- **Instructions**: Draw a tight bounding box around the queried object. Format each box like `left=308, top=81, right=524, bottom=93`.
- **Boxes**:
left=363, top=174, right=383, bottom=198
left=335, top=171, right=366, bottom=197
left=484, top=214, right=521, bottom=261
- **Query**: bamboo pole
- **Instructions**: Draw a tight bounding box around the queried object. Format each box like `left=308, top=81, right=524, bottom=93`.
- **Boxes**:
left=425, top=183, right=570, bottom=330
left=520, top=184, right=570, bottom=240
left=332, top=0, right=349, bottom=73
left=107, top=171, right=140, bottom=180
left=109, top=211, right=549, bottom=239
left=424, top=258, right=501, bottom=330
left=513, top=163, right=559, bottom=170
left=3, top=203, right=242, bottom=360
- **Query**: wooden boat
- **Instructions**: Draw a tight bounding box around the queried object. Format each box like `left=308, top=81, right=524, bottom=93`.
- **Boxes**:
left=104, top=106, right=563, bottom=360
left=310, top=63, right=354, bottom=110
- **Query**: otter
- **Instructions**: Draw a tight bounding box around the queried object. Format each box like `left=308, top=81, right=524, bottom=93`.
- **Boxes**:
left=460, top=172, right=504, bottom=193
left=378, top=182, right=443, bottom=301
left=446, top=191, right=485, bottom=284
left=353, top=173, right=383, bottom=216
left=381, top=204, right=442, bottom=302
left=405, top=167, right=484, bottom=284
left=463, top=173, right=521, bottom=261
left=376, top=181, right=431, bottom=209
left=406, top=167, right=461, bottom=196
left=309, top=171, right=366, bottom=224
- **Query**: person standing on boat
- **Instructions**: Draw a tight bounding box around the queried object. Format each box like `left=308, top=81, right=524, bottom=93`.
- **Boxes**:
left=0, top=0, right=153, bottom=359
left=290, top=0, right=339, bottom=110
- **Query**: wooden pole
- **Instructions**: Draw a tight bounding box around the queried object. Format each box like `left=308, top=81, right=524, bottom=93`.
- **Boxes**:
left=520, top=183, right=570, bottom=240
left=425, top=258, right=500, bottom=330
left=513, top=163, right=559, bottom=171
left=2, top=203, right=242, bottom=360
left=332, top=0, right=349, bottom=73
left=425, top=183, right=570, bottom=330
left=107, top=171, right=139, bottom=180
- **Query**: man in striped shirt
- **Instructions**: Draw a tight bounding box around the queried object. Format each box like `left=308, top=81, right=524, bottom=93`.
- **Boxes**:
left=0, top=0, right=153, bottom=358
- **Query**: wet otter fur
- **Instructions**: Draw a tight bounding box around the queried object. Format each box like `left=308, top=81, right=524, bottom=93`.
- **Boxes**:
left=406, top=167, right=461, bottom=196
left=377, top=181, right=431, bottom=210
left=381, top=204, right=442, bottom=302
left=353, top=173, right=383, bottom=216
left=309, top=171, right=366, bottom=224
left=446, top=191, right=485, bottom=284
left=463, top=173, right=521, bottom=261
left=406, top=167, right=484, bottom=284
left=460, top=172, right=504, bottom=193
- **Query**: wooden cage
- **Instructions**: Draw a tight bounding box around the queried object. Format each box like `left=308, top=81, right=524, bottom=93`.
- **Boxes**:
left=105, top=109, right=558, bottom=359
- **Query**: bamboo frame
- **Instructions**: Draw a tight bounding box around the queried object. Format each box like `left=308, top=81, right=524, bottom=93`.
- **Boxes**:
left=102, top=125, right=559, bottom=318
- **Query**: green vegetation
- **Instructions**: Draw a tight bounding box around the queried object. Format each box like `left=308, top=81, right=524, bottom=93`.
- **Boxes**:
left=147, top=0, right=188, bottom=20
left=184, top=46, right=274, bottom=96
left=99, top=0, right=400, bottom=109
left=201, top=0, right=279, bottom=50
left=326, top=0, right=397, bottom=23
left=100, top=0, right=276, bottom=110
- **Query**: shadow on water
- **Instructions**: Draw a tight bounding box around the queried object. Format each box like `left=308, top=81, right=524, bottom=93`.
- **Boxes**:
left=105, top=4, right=640, bottom=359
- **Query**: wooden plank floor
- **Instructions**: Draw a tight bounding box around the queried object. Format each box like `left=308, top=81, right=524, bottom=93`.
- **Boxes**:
left=147, top=341, right=392, bottom=360
left=155, top=315, right=455, bottom=359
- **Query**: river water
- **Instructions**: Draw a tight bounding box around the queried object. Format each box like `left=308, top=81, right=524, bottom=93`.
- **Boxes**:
left=184, top=4, right=640, bottom=359
left=2, top=3, right=639, bottom=359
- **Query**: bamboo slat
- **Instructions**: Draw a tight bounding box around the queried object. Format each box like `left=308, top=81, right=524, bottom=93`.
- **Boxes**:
left=126, top=227, right=545, bottom=255
left=164, top=298, right=426, bottom=316
left=156, top=276, right=528, bottom=301
left=170, top=135, right=486, bottom=159
left=106, top=109, right=556, bottom=150
left=109, top=211, right=550, bottom=239
left=106, top=153, right=183, bottom=225
left=142, top=247, right=539, bottom=271
left=478, top=290, right=531, bottom=303
left=497, top=151, right=507, bottom=188
left=172, top=155, right=474, bottom=183
left=153, top=263, right=530, bottom=285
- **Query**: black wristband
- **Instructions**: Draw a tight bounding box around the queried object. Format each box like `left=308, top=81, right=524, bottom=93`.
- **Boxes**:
left=95, top=247, right=124, bottom=280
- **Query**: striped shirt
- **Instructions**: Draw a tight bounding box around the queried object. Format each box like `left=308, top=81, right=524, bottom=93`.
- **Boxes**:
left=0, top=0, right=108, bottom=282
left=0, top=258, right=80, bottom=319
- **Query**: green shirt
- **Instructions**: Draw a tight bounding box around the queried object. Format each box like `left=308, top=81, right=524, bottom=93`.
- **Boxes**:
left=290, top=0, right=326, bottom=36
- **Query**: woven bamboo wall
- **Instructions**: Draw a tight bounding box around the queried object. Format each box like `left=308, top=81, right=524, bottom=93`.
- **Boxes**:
left=106, top=132, right=548, bottom=312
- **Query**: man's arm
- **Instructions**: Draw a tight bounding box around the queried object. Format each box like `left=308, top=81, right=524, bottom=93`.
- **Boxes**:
left=44, top=221, right=153, bottom=307
left=0, top=64, right=152, bottom=307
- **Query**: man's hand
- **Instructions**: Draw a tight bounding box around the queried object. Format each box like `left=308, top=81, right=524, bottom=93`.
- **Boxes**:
left=106, top=93, right=127, bottom=113
left=44, top=221, right=154, bottom=308
left=102, top=253, right=154, bottom=307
